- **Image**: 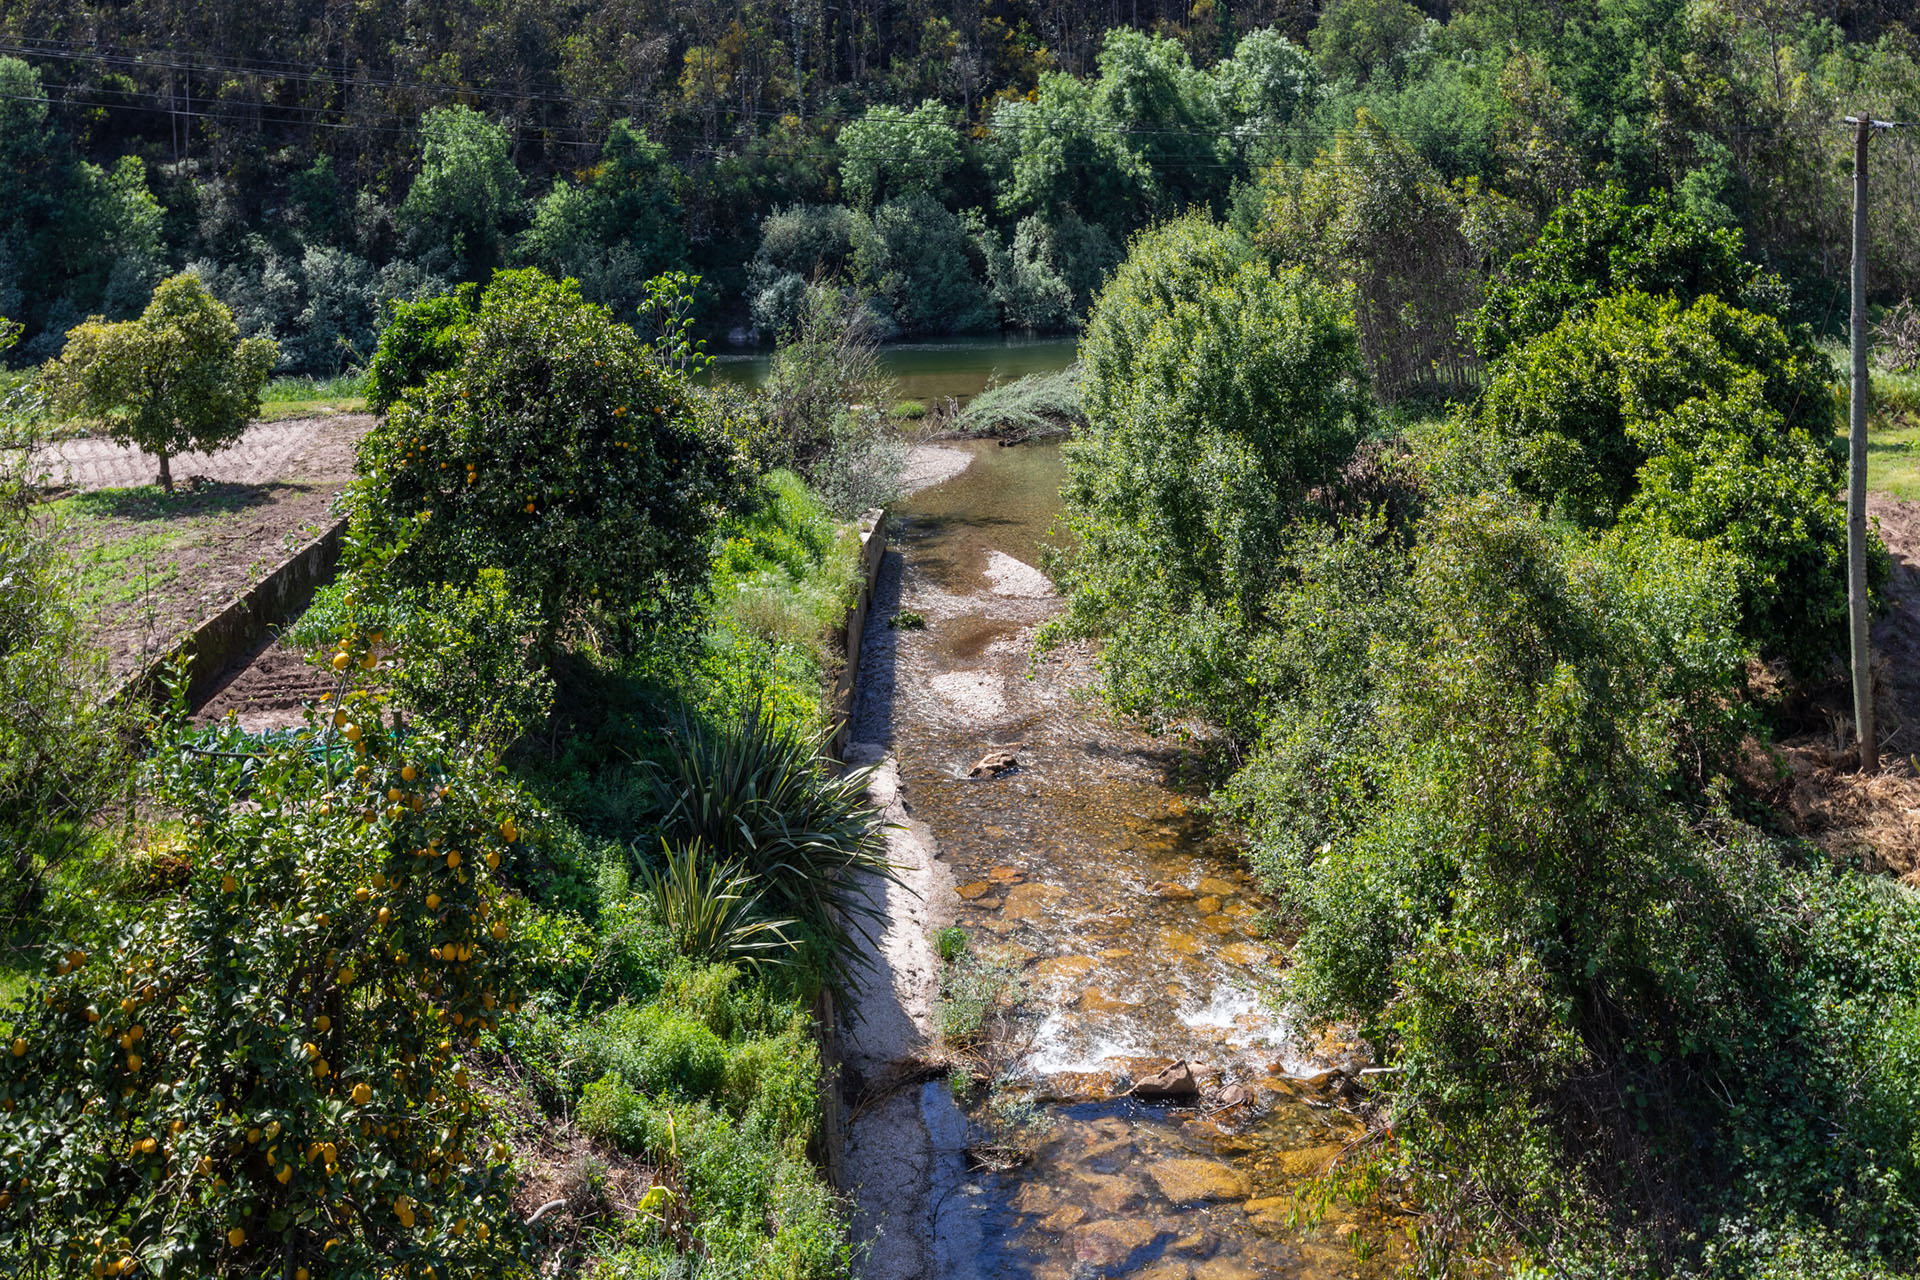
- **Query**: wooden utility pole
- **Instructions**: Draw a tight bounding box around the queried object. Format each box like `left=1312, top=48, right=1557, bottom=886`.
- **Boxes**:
left=1848, top=115, right=1878, bottom=773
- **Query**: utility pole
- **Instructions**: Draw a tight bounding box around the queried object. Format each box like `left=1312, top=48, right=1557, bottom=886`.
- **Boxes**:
left=1848, top=115, right=1883, bottom=773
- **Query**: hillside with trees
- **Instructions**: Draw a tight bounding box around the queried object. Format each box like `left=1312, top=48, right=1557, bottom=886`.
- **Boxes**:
left=1, top=0, right=1917, bottom=369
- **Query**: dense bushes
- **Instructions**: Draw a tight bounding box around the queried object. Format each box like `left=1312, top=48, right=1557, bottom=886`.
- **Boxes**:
left=1048, top=215, right=1370, bottom=738
left=347, top=270, right=748, bottom=653
left=1474, top=289, right=1848, bottom=671
left=0, top=320, right=128, bottom=918
left=1056, top=192, right=1907, bottom=1275
left=1246, top=498, right=1920, bottom=1273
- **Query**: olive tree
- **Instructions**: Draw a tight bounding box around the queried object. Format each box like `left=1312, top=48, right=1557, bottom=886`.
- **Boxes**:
left=42, top=273, right=277, bottom=491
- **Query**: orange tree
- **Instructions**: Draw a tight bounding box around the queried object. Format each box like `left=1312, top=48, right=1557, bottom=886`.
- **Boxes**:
left=0, top=646, right=535, bottom=1279
left=347, top=269, right=749, bottom=653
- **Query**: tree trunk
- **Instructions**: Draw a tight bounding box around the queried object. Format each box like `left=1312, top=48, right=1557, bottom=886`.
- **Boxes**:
left=158, top=451, right=173, bottom=493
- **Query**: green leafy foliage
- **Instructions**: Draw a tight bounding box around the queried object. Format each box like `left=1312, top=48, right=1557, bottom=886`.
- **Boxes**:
left=1472, top=184, right=1794, bottom=362
left=398, top=106, right=525, bottom=282
left=850, top=192, right=995, bottom=336
left=649, top=702, right=894, bottom=993
left=360, top=286, right=476, bottom=414
left=1049, top=214, right=1370, bottom=738
left=1259, top=109, right=1485, bottom=398
left=1239, top=497, right=1920, bottom=1272
left=0, top=678, right=533, bottom=1277
left=642, top=840, right=797, bottom=968
left=1475, top=289, right=1849, bottom=670
left=0, top=322, right=128, bottom=918
left=41, top=273, right=277, bottom=490
left=347, top=269, right=747, bottom=651
left=837, top=101, right=962, bottom=209
left=517, top=120, right=687, bottom=317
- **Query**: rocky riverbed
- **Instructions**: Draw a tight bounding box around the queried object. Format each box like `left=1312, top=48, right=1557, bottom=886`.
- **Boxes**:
left=841, top=441, right=1396, bottom=1279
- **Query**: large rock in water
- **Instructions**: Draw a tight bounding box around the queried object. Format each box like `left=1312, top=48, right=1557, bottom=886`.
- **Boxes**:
left=1147, top=1158, right=1253, bottom=1205
left=968, top=749, right=1020, bottom=778
left=1131, top=1060, right=1199, bottom=1100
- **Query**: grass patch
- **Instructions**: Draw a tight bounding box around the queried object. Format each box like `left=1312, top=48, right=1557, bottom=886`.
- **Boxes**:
left=954, top=366, right=1084, bottom=437
left=1836, top=368, right=1920, bottom=499
left=257, top=372, right=369, bottom=419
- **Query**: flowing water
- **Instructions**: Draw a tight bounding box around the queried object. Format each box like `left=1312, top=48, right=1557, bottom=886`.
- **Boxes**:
left=712, top=335, right=1080, bottom=405
left=850, top=440, right=1396, bottom=1280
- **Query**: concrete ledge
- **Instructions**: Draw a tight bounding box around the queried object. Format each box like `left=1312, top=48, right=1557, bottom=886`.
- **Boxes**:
left=827, top=506, right=889, bottom=762
left=112, top=516, right=348, bottom=709
left=811, top=504, right=890, bottom=1194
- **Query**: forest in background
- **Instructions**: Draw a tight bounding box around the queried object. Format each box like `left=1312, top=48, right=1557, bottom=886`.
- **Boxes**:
left=2, top=0, right=1919, bottom=377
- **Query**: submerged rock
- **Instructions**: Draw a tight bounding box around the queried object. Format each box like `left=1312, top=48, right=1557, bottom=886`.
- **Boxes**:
left=1002, top=882, right=1066, bottom=919
left=1147, top=1158, right=1254, bottom=1204
left=968, top=749, right=1021, bottom=778
left=1071, top=1218, right=1163, bottom=1266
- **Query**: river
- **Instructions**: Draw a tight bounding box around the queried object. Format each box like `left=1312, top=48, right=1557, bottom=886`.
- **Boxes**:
left=712, top=335, right=1080, bottom=406
left=842, top=439, right=1394, bottom=1280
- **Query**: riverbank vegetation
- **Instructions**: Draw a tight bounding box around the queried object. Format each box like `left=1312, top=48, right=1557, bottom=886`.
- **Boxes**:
left=1048, top=156, right=1920, bottom=1274
left=0, top=271, right=887, bottom=1277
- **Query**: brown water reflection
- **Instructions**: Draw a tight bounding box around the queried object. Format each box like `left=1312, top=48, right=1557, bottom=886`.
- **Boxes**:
left=851, top=441, right=1397, bottom=1279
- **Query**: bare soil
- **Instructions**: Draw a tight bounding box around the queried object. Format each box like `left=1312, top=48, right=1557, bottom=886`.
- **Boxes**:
left=1770, top=493, right=1920, bottom=884
left=194, top=639, right=337, bottom=729
left=38, top=416, right=370, bottom=682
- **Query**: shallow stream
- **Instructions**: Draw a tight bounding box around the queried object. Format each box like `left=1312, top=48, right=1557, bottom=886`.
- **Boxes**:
left=849, top=440, right=1392, bottom=1279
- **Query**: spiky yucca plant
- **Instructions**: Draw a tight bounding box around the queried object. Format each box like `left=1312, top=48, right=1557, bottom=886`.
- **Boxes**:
left=651, top=702, right=899, bottom=991
left=642, top=838, right=798, bottom=967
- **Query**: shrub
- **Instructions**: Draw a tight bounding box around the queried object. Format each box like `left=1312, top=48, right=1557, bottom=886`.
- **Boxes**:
left=650, top=702, right=893, bottom=992
left=361, top=285, right=476, bottom=413
left=0, top=323, right=129, bottom=916
left=41, top=273, right=277, bottom=490
left=577, top=1003, right=728, bottom=1099
left=385, top=566, right=557, bottom=745
left=1472, top=184, right=1794, bottom=362
left=808, top=410, right=907, bottom=519
left=953, top=366, right=1084, bottom=437
left=1258, top=110, right=1482, bottom=399
left=1476, top=289, right=1849, bottom=671
left=1047, top=214, right=1370, bottom=739
left=347, top=270, right=747, bottom=652
left=641, top=839, right=797, bottom=968
left=398, top=106, right=524, bottom=282
left=577, top=1072, right=654, bottom=1152
left=0, top=677, right=533, bottom=1277
left=850, top=193, right=995, bottom=336
left=764, top=284, right=892, bottom=466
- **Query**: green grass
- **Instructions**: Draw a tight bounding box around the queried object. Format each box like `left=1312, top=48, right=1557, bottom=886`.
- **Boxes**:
left=42, top=484, right=279, bottom=609
left=1842, top=367, right=1920, bottom=499
left=257, top=372, right=369, bottom=419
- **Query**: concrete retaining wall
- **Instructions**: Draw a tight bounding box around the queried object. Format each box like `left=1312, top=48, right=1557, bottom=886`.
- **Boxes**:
left=113, top=516, right=348, bottom=709
left=827, top=507, right=889, bottom=762
left=813, top=504, right=889, bottom=1193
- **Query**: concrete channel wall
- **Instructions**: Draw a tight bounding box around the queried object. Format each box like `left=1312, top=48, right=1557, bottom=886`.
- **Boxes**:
left=112, top=516, right=349, bottom=709
left=815, top=504, right=890, bottom=1192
